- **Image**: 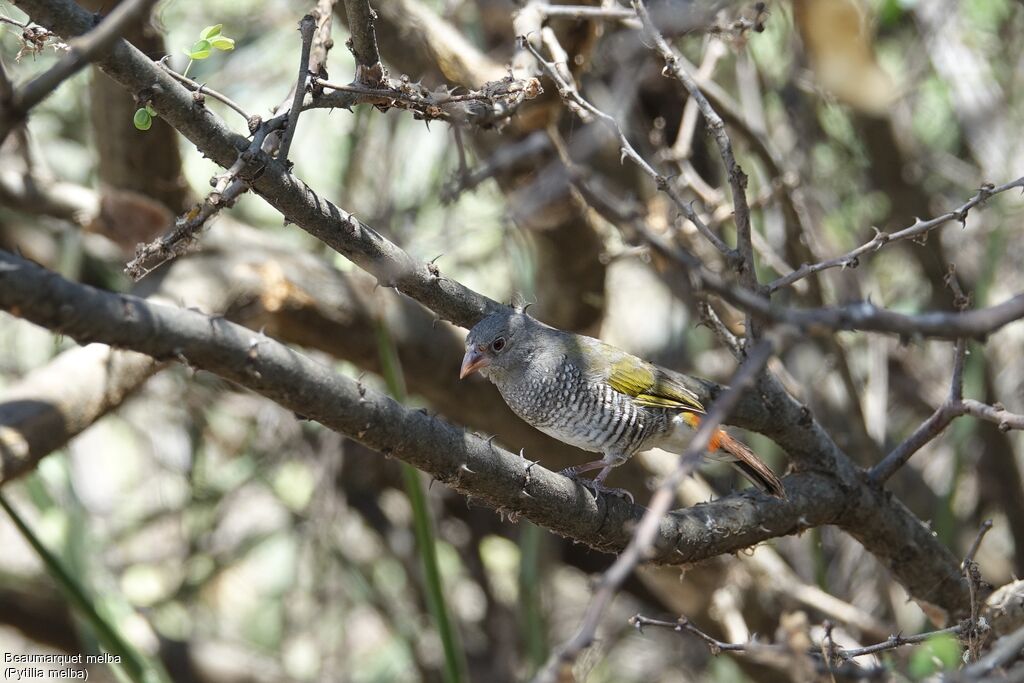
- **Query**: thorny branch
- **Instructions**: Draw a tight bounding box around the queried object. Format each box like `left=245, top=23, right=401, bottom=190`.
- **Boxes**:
left=769, top=178, right=1024, bottom=292
left=634, top=0, right=756, bottom=292
left=126, top=3, right=334, bottom=278
left=552, top=144, right=1024, bottom=341
left=0, top=248, right=787, bottom=558
left=630, top=613, right=963, bottom=664
left=868, top=272, right=1023, bottom=483
left=342, top=0, right=382, bottom=85
left=631, top=519, right=999, bottom=673
left=311, top=73, right=541, bottom=126
left=5, top=0, right=1006, bottom=630
left=277, top=14, right=317, bottom=161
left=519, top=20, right=1024, bottom=341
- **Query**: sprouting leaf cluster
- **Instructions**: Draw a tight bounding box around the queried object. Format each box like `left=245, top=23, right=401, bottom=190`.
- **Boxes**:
left=133, top=24, right=235, bottom=131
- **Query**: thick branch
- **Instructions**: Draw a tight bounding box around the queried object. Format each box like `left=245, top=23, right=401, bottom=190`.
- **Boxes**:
left=7, top=0, right=978, bottom=618
left=0, top=250, right=975, bottom=616
left=0, top=345, right=158, bottom=483
left=0, top=248, right=797, bottom=553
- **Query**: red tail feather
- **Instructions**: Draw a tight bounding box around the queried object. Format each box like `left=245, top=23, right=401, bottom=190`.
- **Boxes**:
left=683, top=413, right=786, bottom=498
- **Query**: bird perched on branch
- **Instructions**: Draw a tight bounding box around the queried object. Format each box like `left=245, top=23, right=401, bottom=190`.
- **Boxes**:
left=460, top=309, right=785, bottom=499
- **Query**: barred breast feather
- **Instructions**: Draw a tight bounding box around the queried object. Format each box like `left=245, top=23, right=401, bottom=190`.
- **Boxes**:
left=493, top=353, right=670, bottom=456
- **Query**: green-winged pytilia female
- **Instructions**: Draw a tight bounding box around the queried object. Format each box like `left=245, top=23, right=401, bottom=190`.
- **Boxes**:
left=460, top=309, right=786, bottom=499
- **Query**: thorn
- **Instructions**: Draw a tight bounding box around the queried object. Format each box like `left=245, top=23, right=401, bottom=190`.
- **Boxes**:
left=460, top=463, right=475, bottom=475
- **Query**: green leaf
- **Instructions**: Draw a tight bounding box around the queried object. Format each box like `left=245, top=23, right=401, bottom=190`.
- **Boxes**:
left=185, top=39, right=212, bottom=60
left=133, top=108, right=153, bottom=131
left=210, top=36, right=235, bottom=51
left=908, top=633, right=961, bottom=678
left=199, top=24, right=222, bottom=40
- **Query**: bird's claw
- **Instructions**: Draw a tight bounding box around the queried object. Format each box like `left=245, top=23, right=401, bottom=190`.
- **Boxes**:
left=558, top=467, right=634, bottom=504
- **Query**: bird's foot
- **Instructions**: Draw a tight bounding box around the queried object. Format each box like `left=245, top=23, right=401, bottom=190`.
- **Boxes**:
left=559, top=467, right=634, bottom=504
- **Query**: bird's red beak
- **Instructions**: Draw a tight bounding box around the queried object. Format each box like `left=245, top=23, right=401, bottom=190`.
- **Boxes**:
left=460, top=347, right=489, bottom=379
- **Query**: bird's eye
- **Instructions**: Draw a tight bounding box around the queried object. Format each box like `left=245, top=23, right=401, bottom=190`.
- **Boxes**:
left=491, top=337, right=506, bottom=352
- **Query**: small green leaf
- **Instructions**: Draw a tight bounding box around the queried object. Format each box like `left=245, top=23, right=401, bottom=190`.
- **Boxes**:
left=185, top=39, right=212, bottom=60
left=199, top=24, right=222, bottom=40
left=908, top=633, right=961, bottom=678
left=210, top=36, right=235, bottom=51
left=133, top=108, right=153, bottom=131
left=145, top=104, right=156, bottom=116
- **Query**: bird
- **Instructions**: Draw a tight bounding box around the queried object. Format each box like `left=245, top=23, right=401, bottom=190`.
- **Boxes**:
left=459, top=309, right=785, bottom=499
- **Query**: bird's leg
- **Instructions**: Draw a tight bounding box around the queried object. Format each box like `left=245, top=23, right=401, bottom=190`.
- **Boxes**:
left=558, top=459, right=609, bottom=479
left=560, top=453, right=634, bottom=503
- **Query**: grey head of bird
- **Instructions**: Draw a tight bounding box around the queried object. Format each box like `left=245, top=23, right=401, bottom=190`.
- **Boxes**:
left=460, top=310, right=552, bottom=382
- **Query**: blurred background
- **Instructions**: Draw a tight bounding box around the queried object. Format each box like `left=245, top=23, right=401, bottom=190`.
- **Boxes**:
left=1, top=0, right=1023, bottom=680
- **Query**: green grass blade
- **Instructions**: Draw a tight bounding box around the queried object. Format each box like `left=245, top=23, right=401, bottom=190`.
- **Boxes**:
left=375, top=321, right=467, bottom=683
left=0, top=492, right=172, bottom=683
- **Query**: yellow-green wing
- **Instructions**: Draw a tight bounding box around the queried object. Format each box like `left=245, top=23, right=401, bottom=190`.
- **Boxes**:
left=606, top=356, right=706, bottom=414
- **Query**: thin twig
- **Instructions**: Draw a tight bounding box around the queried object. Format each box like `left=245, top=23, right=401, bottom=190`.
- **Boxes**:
left=631, top=612, right=965, bottom=662
left=530, top=341, right=776, bottom=683
left=769, top=178, right=1024, bottom=292
left=963, top=520, right=994, bottom=571
left=633, top=0, right=756, bottom=292
left=631, top=208, right=1024, bottom=340
left=125, top=177, right=248, bottom=279
left=278, top=14, right=317, bottom=161
left=342, top=0, right=383, bottom=85
left=959, top=399, right=1024, bottom=432
left=521, top=35, right=736, bottom=259
left=868, top=281, right=969, bottom=484
left=962, top=520, right=995, bottom=662
left=158, top=57, right=252, bottom=123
